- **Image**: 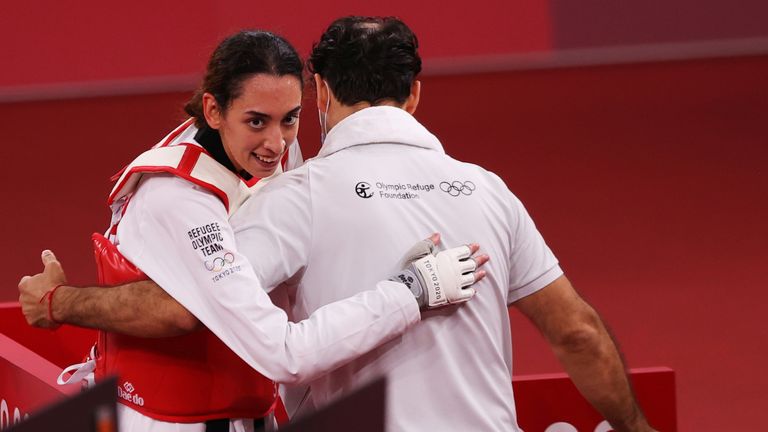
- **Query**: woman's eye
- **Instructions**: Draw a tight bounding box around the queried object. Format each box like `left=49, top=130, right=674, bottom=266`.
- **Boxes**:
left=283, top=115, right=298, bottom=126
left=249, top=119, right=265, bottom=128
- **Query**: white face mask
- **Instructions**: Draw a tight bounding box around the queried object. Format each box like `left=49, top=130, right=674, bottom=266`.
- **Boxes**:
left=317, top=80, right=331, bottom=143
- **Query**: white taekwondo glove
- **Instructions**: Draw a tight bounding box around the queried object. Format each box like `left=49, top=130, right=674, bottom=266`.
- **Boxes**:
left=390, top=238, right=478, bottom=310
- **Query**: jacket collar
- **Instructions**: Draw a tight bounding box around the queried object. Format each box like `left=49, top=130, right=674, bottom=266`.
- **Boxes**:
left=317, top=106, right=445, bottom=158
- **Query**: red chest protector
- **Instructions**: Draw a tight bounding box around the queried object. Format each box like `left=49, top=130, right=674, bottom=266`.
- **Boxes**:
left=92, top=234, right=278, bottom=422
left=90, top=122, right=290, bottom=422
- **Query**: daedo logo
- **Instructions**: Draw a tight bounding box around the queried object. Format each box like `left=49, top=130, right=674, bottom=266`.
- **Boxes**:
left=117, top=381, right=145, bottom=407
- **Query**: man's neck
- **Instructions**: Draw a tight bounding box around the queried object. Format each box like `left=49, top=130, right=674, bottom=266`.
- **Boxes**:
left=327, top=100, right=405, bottom=131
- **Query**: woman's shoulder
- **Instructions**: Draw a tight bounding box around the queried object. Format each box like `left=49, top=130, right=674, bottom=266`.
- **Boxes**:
left=131, top=173, right=228, bottom=214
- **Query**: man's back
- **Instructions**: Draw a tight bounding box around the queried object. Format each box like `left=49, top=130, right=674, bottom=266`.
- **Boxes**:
left=234, top=107, right=562, bottom=431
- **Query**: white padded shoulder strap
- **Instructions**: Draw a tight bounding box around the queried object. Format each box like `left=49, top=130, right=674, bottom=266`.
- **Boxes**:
left=108, top=145, right=253, bottom=217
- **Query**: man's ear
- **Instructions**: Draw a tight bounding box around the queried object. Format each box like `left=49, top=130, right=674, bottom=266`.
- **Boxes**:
left=314, top=74, right=329, bottom=110
left=404, top=80, right=421, bottom=114
left=202, top=93, right=221, bottom=129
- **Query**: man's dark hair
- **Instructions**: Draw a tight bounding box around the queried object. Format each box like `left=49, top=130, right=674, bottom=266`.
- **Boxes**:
left=185, top=30, right=304, bottom=128
left=308, top=16, right=422, bottom=106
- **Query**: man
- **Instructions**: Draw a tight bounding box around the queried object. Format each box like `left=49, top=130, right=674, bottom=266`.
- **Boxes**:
left=228, top=16, right=655, bottom=431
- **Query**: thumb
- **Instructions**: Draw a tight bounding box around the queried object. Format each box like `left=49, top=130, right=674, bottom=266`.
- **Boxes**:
left=41, top=250, right=58, bottom=266
left=41, top=250, right=66, bottom=283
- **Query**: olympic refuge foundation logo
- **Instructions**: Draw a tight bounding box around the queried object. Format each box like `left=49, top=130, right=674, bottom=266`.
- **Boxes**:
left=354, top=180, right=477, bottom=200
left=355, top=182, right=374, bottom=198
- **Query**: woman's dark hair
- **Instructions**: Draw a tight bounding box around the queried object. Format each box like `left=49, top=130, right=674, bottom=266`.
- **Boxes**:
left=308, top=16, right=421, bottom=106
left=185, top=30, right=304, bottom=128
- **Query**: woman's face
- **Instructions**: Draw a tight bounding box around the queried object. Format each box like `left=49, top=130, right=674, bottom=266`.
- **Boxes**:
left=206, top=74, right=302, bottom=178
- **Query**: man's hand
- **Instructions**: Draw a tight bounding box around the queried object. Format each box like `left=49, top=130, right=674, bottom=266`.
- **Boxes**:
left=18, top=250, right=67, bottom=329
left=391, top=233, right=489, bottom=310
left=18, top=248, right=200, bottom=336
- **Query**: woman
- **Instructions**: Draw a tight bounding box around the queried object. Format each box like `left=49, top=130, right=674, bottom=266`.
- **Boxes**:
left=90, top=30, right=308, bottom=432
left=19, top=30, right=485, bottom=432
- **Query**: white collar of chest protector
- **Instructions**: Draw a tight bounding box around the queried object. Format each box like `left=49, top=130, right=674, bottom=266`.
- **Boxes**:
left=316, top=106, right=446, bottom=159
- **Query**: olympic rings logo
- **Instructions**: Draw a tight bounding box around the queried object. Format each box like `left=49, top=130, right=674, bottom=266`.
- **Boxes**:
left=439, top=180, right=476, bottom=197
left=205, top=252, right=235, bottom=272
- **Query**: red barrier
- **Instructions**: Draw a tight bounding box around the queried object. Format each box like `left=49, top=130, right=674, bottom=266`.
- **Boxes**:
left=0, top=303, right=95, bottom=429
left=0, top=303, right=96, bottom=370
left=1, top=301, right=675, bottom=431
left=0, top=333, right=73, bottom=429
left=514, top=368, right=676, bottom=431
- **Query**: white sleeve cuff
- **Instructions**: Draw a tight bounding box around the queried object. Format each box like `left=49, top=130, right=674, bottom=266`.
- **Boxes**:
left=375, top=280, right=421, bottom=328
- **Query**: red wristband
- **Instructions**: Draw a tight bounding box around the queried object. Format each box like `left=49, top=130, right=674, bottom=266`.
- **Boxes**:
left=39, top=284, right=65, bottom=325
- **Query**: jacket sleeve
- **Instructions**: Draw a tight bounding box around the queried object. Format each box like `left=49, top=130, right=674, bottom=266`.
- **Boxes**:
left=116, top=174, right=420, bottom=384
